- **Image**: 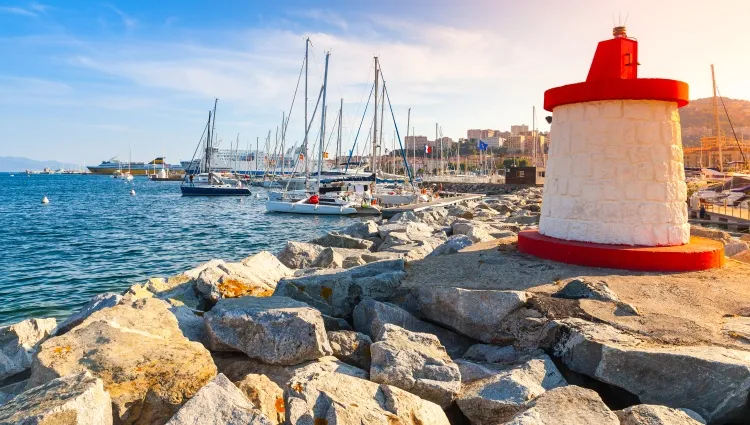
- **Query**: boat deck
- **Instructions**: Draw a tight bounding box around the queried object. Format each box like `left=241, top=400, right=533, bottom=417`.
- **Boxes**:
left=382, top=194, right=483, bottom=219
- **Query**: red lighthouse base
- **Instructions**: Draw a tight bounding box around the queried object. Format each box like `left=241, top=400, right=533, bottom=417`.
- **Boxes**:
left=517, top=230, right=725, bottom=272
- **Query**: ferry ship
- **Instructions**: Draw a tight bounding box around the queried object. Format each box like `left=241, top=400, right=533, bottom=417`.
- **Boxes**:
left=87, top=157, right=183, bottom=176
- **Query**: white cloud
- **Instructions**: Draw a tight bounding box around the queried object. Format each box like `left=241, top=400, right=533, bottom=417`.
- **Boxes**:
left=107, top=4, right=137, bottom=29
left=288, top=9, right=349, bottom=31
left=0, top=6, right=37, bottom=17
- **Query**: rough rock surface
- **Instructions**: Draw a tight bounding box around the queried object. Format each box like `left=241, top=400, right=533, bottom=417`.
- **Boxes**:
left=428, top=234, right=474, bottom=256
left=544, top=318, right=750, bottom=424
left=29, top=298, right=217, bottom=425
left=504, top=385, right=619, bottom=425
left=196, top=252, right=292, bottom=302
left=452, top=220, right=495, bottom=242
left=55, top=292, right=122, bottom=335
left=276, top=241, right=325, bottom=269
left=0, top=372, right=112, bottom=425
left=352, top=298, right=474, bottom=357
left=0, top=380, right=26, bottom=405
left=553, top=279, right=620, bottom=302
left=0, top=318, right=57, bottom=381
left=462, top=344, right=543, bottom=365
left=285, top=360, right=450, bottom=425
left=205, top=296, right=332, bottom=365
left=341, top=220, right=379, bottom=239
left=311, top=231, right=375, bottom=250
left=214, top=354, right=367, bottom=389
left=327, top=330, right=372, bottom=370
left=456, top=355, right=567, bottom=425
left=235, top=373, right=285, bottom=425
left=166, top=374, right=272, bottom=425
left=416, top=287, right=529, bottom=343
left=274, top=259, right=407, bottom=318
left=370, top=324, right=461, bottom=407
left=377, top=221, right=434, bottom=239
left=615, top=404, right=706, bottom=425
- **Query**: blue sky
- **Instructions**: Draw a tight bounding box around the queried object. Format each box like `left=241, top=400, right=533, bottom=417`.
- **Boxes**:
left=1, top=0, right=749, bottom=165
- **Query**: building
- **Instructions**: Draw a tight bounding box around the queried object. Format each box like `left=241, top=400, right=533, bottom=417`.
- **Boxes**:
left=505, top=166, right=545, bottom=185
left=481, top=136, right=505, bottom=148
left=404, top=135, right=429, bottom=152
left=467, top=129, right=500, bottom=140
left=518, top=131, right=547, bottom=156
left=505, top=135, right=526, bottom=154
left=511, top=125, right=529, bottom=136
left=683, top=135, right=750, bottom=169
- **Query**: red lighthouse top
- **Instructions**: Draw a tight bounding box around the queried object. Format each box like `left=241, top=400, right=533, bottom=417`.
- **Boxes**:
left=543, top=27, right=689, bottom=112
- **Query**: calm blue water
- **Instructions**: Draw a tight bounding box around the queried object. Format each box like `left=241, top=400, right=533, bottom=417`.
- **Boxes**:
left=0, top=173, right=355, bottom=325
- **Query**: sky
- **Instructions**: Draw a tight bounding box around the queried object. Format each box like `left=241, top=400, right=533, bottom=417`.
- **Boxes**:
left=1, top=0, right=749, bottom=165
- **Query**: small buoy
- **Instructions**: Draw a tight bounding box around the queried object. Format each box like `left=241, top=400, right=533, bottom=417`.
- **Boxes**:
left=10, top=174, right=14, bottom=177
left=255, top=194, right=261, bottom=199
left=41, top=196, right=49, bottom=204
left=130, top=189, right=136, bottom=196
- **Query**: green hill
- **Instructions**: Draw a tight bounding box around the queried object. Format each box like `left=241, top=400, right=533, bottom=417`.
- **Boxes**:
left=679, top=97, right=750, bottom=147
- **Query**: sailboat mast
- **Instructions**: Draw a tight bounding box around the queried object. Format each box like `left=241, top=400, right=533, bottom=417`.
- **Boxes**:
left=304, top=38, right=310, bottom=178
left=711, top=64, right=723, bottom=172
left=532, top=106, right=537, bottom=167
left=317, top=51, right=330, bottom=187
left=337, top=98, right=343, bottom=167
left=372, top=57, right=379, bottom=191
left=208, top=99, right=218, bottom=173
left=405, top=108, right=411, bottom=176
left=255, top=137, right=259, bottom=178
left=281, top=111, right=286, bottom=176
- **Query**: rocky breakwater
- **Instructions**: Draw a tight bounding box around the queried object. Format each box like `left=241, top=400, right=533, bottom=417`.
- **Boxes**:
left=2, top=187, right=750, bottom=424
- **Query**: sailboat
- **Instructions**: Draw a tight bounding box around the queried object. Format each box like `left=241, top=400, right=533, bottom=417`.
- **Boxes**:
left=181, top=99, right=252, bottom=196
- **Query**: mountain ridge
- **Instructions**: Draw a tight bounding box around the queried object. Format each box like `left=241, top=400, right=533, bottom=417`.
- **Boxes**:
left=0, top=156, right=83, bottom=172
left=679, top=97, right=750, bottom=147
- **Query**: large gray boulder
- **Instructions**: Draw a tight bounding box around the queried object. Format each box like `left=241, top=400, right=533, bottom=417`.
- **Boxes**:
left=28, top=298, right=217, bottom=425
left=0, top=318, right=57, bottom=381
left=327, top=330, right=372, bottom=370
left=428, top=234, right=474, bottom=256
left=462, top=344, right=543, bottom=365
left=235, top=374, right=285, bottom=425
left=0, top=380, right=26, bottom=405
left=205, top=296, right=332, bottom=365
left=377, top=221, right=434, bottom=239
left=370, top=324, right=461, bottom=407
left=352, top=298, right=474, bottom=357
left=311, top=231, right=374, bottom=250
left=452, top=220, right=494, bottom=242
left=615, top=404, right=706, bottom=425
left=195, top=252, right=292, bottom=302
left=341, top=220, right=379, bottom=239
left=166, top=373, right=272, bottom=425
left=55, top=292, right=122, bottom=335
left=544, top=318, right=750, bottom=424
left=504, top=385, right=619, bottom=425
left=456, top=355, right=567, bottom=425
left=0, top=372, right=112, bottom=425
left=274, top=259, right=406, bottom=318
left=416, top=287, right=530, bottom=343
left=285, top=360, right=450, bottom=425
left=276, top=241, right=325, bottom=269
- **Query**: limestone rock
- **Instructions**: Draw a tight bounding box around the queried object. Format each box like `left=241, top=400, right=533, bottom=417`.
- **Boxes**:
left=311, top=231, right=374, bottom=250
left=214, top=354, right=367, bottom=389
left=310, top=247, right=346, bottom=269
left=377, top=221, right=434, bottom=239
left=0, top=318, right=57, bottom=381
left=327, top=330, right=372, bottom=370
left=276, top=241, right=325, bottom=269
left=456, top=356, right=567, bottom=425
left=274, top=259, right=406, bottom=318
left=723, top=316, right=750, bottom=343
left=452, top=220, right=494, bottom=242
left=416, top=287, right=530, bottom=343
left=389, top=211, right=420, bottom=223
left=166, top=373, right=272, bottom=425
left=205, top=296, right=332, bottom=365
left=29, top=298, right=217, bottom=425
left=56, top=293, right=122, bottom=335
left=428, top=234, right=473, bottom=256
left=321, top=314, right=352, bottom=332
left=544, top=318, right=750, bottom=423
left=463, top=344, right=543, bottom=365
left=370, top=324, right=461, bottom=408
left=169, top=305, right=207, bottom=345
left=285, top=361, right=449, bottom=425
left=340, top=220, right=380, bottom=239
left=0, top=380, right=26, bottom=405
left=615, top=404, right=706, bottom=425
left=352, top=298, right=474, bottom=357
left=0, top=372, right=112, bottom=425
left=504, top=385, right=619, bottom=425
left=195, top=252, right=292, bottom=302
left=553, top=278, right=620, bottom=302
left=235, top=374, right=285, bottom=425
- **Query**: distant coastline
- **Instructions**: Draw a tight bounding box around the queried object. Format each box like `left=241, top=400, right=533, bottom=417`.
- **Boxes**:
left=0, top=156, right=82, bottom=173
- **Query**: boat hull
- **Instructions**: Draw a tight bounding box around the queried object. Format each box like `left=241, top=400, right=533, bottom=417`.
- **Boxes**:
left=266, top=201, right=357, bottom=215
left=180, top=186, right=251, bottom=196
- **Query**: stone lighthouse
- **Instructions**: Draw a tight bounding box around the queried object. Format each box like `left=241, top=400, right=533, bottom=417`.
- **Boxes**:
left=518, top=26, right=724, bottom=271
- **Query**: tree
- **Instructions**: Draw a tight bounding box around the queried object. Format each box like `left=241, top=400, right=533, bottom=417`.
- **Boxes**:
left=518, top=159, right=529, bottom=167
left=503, top=158, right=516, bottom=169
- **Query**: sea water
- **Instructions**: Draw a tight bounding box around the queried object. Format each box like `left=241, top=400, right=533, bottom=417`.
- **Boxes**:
left=0, top=173, right=354, bottom=325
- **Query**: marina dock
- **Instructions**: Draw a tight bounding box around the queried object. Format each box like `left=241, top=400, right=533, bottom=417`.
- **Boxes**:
left=382, top=193, right=483, bottom=219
